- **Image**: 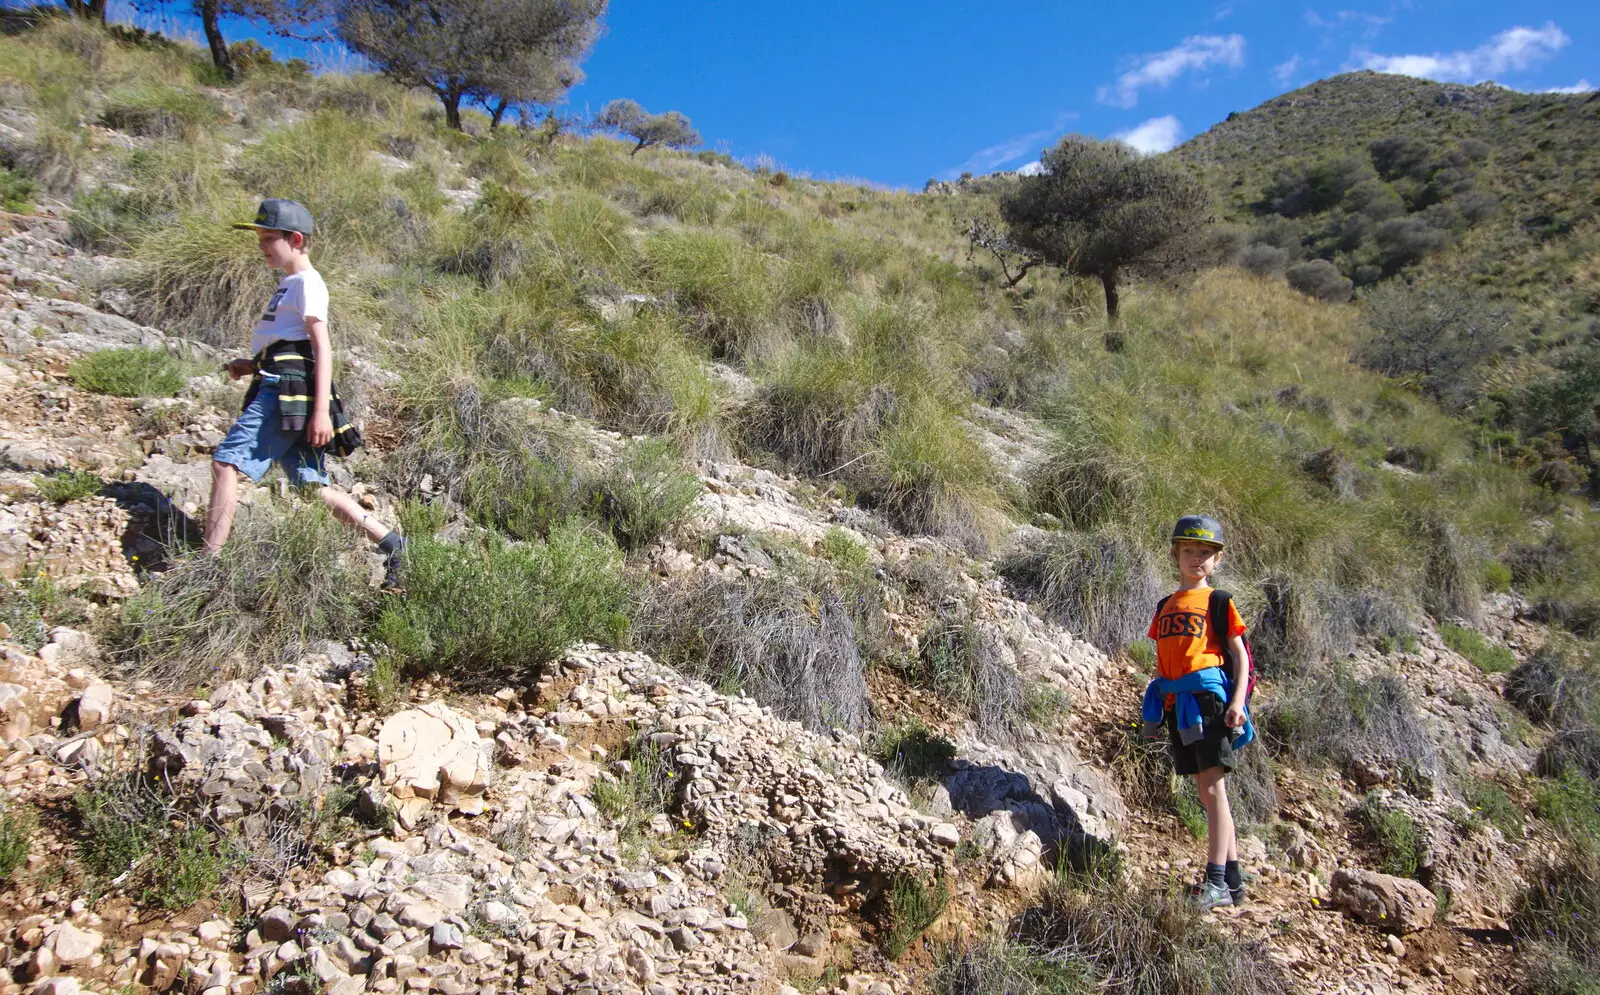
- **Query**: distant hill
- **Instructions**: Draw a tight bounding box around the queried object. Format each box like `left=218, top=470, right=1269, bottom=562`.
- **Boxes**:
left=1173, top=71, right=1600, bottom=327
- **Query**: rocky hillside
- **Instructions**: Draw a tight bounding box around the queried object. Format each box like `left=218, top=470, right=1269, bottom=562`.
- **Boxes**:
left=1173, top=71, right=1600, bottom=324
left=0, top=15, right=1597, bottom=995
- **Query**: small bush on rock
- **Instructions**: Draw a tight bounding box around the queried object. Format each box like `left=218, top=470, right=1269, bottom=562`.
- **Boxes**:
left=33, top=469, right=102, bottom=503
left=594, top=438, right=703, bottom=553
left=874, top=717, right=957, bottom=785
left=881, top=873, right=951, bottom=959
left=375, top=523, right=629, bottom=686
left=0, top=804, right=35, bottom=881
left=1508, top=642, right=1595, bottom=726
left=68, top=346, right=189, bottom=398
left=1358, top=794, right=1426, bottom=879
left=1513, top=848, right=1600, bottom=978
left=1441, top=623, right=1516, bottom=674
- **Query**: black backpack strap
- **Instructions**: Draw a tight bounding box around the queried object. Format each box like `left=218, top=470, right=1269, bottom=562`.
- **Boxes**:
left=1209, top=589, right=1233, bottom=664
left=1154, top=594, right=1171, bottom=627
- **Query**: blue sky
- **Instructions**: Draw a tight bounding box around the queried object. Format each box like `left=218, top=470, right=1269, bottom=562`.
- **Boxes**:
left=96, top=0, right=1600, bottom=188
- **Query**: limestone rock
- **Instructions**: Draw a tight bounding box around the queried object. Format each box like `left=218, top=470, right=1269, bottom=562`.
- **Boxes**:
left=377, top=701, right=491, bottom=813
left=1330, top=868, right=1437, bottom=933
left=50, top=924, right=102, bottom=966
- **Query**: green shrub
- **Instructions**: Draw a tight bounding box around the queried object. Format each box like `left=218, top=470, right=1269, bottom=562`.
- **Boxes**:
left=881, top=874, right=951, bottom=959
left=822, top=526, right=872, bottom=574
left=0, top=573, right=89, bottom=651
left=110, top=507, right=375, bottom=689
left=1458, top=777, right=1525, bottom=840
left=127, top=204, right=287, bottom=344
left=595, top=438, right=703, bottom=552
left=1484, top=560, right=1514, bottom=593
left=1125, top=639, right=1156, bottom=671
left=1441, top=622, right=1516, bottom=674
left=592, top=739, right=671, bottom=845
left=33, top=469, right=102, bottom=503
left=0, top=804, right=36, bottom=881
left=644, top=229, right=771, bottom=355
left=0, top=166, right=37, bottom=213
left=1535, top=768, right=1600, bottom=845
left=874, top=716, right=958, bottom=785
left=1357, top=794, right=1426, bottom=879
left=67, top=347, right=189, bottom=398
left=1024, top=682, right=1071, bottom=726
left=145, top=826, right=227, bottom=910
left=1173, top=779, right=1208, bottom=840
left=1508, top=641, right=1595, bottom=726
left=374, top=522, right=628, bottom=686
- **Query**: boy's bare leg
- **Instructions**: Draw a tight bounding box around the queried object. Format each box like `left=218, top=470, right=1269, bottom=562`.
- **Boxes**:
left=204, top=461, right=242, bottom=553
left=1194, top=768, right=1235, bottom=866
left=318, top=486, right=391, bottom=544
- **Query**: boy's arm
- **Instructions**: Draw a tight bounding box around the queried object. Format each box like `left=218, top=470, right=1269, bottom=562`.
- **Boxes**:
left=1224, top=633, right=1249, bottom=725
left=307, top=317, right=334, bottom=447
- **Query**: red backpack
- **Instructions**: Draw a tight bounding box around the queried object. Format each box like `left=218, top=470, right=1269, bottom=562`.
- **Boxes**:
left=1153, top=589, right=1257, bottom=701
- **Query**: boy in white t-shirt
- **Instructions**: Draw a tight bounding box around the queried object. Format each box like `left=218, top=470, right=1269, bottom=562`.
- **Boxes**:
left=207, top=199, right=404, bottom=588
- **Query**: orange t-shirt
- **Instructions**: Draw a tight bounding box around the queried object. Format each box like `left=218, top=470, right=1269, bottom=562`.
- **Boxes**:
left=1147, top=587, right=1247, bottom=682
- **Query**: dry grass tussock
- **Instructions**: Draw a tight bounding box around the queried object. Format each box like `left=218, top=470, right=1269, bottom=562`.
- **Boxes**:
left=637, top=571, right=872, bottom=733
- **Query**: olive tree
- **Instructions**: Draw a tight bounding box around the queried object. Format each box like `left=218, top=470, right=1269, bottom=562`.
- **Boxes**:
left=999, top=136, right=1209, bottom=321
left=336, top=0, right=605, bottom=131
left=1357, top=282, right=1517, bottom=409
left=60, top=0, right=109, bottom=22
left=130, top=0, right=327, bottom=81
left=596, top=99, right=701, bottom=156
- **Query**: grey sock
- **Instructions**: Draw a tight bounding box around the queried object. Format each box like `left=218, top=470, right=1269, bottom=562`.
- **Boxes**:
left=1225, top=860, right=1242, bottom=891
left=378, top=531, right=403, bottom=554
left=1206, top=862, right=1226, bottom=888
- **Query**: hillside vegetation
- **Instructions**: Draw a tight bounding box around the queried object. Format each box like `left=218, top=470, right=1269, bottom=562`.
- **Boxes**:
left=1, top=15, right=1600, bottom=994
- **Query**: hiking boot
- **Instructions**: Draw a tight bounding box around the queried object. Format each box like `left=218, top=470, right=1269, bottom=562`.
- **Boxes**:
left=381, top=540, right=406, bottom=593
left=1192, top=881, right=1234, bottom=910
left=1230, top=884, right=1247, bottom=906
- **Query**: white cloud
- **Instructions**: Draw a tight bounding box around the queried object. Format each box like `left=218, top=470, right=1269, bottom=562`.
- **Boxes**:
left=942, top=113, right=1077, bottom=179
left=1017, top=161, right=1044, bottom=176
left=1545, top=79, right=1595, bottom=94
left=1115, top=115, right=1185, bottom=155
left=1357, top=22, right=1570, bottom=83
left=1098, top=34, right=1247, bottom=108
left=1274, top=55, right=1303, bottom=86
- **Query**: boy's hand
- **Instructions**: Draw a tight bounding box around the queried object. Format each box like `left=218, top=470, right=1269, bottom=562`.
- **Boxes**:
left=1224, top=702, right=1246, bottom=729
left=308, top=410, right=333, bottom=448
left=224, top=358, right=255, bottom=380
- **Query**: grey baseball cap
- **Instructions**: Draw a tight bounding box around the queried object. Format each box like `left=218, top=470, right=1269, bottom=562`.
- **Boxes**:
left=232, top=198, right=314, bottom=236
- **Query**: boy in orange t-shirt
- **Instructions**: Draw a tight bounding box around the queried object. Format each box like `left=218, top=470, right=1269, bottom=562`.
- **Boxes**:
left=1147, top=514, right=1250, bottom=909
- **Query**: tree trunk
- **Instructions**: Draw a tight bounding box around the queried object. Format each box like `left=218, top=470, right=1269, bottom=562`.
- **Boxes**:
left=441, top=87, right=463, bottom=131
left=630, top=139, right=646, bottom=157
left=62, top=0, right=106, bottom=20
left=489, top=99, right=508, bottom=130
left=1101, top=269, right=1120, bottom=323
left=197, top=0, right=235, bottom=82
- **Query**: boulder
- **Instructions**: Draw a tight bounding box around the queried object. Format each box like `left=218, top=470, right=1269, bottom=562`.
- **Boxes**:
left=376, top=702, right=491, bottom=813
left=1330, top=867, right=1437, bottom=933
left=74, top=684, right=113, bottom=730
left=50, top=924, right=102, bottom=966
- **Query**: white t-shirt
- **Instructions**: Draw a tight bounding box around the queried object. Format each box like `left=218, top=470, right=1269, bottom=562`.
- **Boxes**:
left=250, top=268, right=329, bottom=357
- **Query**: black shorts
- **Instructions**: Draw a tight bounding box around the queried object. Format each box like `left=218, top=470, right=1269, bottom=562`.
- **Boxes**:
left=1165, top=692, right=1237, bottom=776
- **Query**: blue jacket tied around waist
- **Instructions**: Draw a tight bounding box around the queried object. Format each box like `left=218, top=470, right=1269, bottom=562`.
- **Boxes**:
left=1141, top=668, right=1256, bottom=751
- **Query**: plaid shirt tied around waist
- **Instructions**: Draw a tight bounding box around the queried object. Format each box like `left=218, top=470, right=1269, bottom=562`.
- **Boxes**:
left=242, top=340, right=363, bottom=458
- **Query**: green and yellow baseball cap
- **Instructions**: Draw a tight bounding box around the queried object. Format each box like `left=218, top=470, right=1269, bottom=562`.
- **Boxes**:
left=232, top=198, right=314, bottom=236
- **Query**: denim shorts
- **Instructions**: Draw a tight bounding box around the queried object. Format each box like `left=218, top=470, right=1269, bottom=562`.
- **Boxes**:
left=213, top=375, right=331, bottom=487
